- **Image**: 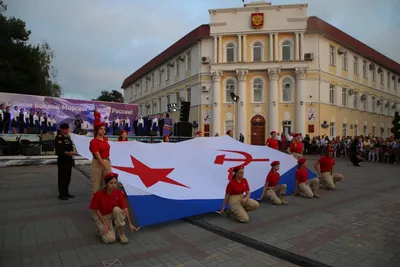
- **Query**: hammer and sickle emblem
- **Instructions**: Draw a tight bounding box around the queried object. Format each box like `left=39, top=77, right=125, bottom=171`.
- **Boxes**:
left=214, top=150, right=269, bottom=180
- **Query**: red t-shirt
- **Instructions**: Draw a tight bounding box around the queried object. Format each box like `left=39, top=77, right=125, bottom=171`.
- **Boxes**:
left=266, top=170, right=280, bottom=187
left=89, top=189, right=127, bottom=216
left=94, top=111, right=101, bottom=125
left=266, top=138, right=279, bottom=150
left=89, top=137, right=110, bottom=158
left=319, top=156, right=335, bottom=173
left=295, top=168, right=308, bottom=183
left=226, top=178, right=250, bottom=195
left=290, top=141, right=303, bottom=153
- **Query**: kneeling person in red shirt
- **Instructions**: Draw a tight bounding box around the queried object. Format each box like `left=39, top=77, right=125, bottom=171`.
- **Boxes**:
left=89, top=173, right=137, bottom=244
left=294, top=158, right=320, bottom=198
left=314, top=148, right=344, bottom=189
left=259, top=161, right=288, bottom=205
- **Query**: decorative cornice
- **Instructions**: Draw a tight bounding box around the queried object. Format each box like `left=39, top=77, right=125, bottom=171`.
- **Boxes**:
left=236, top=69, right=249, bottom=80
left=267, top=68, right=281, bottom=80
left=211, top=70, right=223, bottom=81
left=295, top=67, right=308, bottom=79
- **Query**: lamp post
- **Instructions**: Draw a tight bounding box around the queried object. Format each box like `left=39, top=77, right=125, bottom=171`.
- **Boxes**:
left=230, top=92, right=239, bottom=139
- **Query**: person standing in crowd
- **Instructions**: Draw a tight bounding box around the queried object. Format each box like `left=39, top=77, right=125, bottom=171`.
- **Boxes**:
left=11, top=106, right=18, bottom=134
left=89, top=172, right=137, bottom=244
left=94, top=108, right=101, bottom=125
left=89, top=122, right=112, bottom=197
left=104, top=116, right=110, bottom=135
left=123, top=116, right=131, bottom=133
left=118, top=130, right=128, bottom=142
left=258, top=161, right=288, bottom=205
left=55, top=123, right=76, bottom=200
left=314, top=148, right=344, bottom=190
left=0, top=103, right=4, bottom=133
left=294, top=158, right=320, bottom=198
left=23, top=109, right=29, bottom=134
left=226, top=130, right=233, bottom=137
left=349, top=137, right=363, bottom=166
left=3, top=106, right=11, bottom=133
left=266, top=131, right=279, bottom=150
left=219, top=166, right=259, bottom=223
left=287, top=133, right=303, bottom=160
left=239, top=133, right=244, bottom=143
left=33, top=111, right=40, bottom=129
left=73, top=115, right=83, bottom=134
left=18, top=108, right=25, bottom=134
left=162, top=135, right=169, bottom=142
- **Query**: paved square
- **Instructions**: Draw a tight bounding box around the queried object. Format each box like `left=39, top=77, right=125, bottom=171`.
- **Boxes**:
left=0, top=165, right=294, bottom=267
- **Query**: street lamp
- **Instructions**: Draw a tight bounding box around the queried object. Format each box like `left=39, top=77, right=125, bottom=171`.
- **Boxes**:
left=230, top=92, right=239, bottom=139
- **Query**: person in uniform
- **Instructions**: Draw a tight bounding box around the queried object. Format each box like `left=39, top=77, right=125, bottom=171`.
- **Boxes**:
left=266, top=131, right=279, bottom=150
left=162, top=135, right=169, bottom=142
left=118, top=130, right=128, bottom=142
left=258, top=161, right=288, bottom=205
left=94, top=108, right=101, bottom=125
left=314, top=147, right=344, bottom=189
left=219, top=166, right=259, bottom=223
left=294, top=158, right=320, bottom=198
left=89, top=172, right=137, bottom=244
left=195, top=130, right=202, bottom=137
left=89, top=122, right=112, bottom=197
left=287, top=133, right=304, bottom=160
left=55, top=123, right=76, bottom=200
left=226, top=130, right=233, bottom=137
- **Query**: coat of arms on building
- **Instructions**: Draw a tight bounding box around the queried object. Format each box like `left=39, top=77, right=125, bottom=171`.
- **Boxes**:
left=251, top=13, right=264, bottom=29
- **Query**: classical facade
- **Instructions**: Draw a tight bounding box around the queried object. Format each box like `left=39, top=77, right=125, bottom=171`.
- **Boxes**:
left=122, top=1, right=400, bottom=145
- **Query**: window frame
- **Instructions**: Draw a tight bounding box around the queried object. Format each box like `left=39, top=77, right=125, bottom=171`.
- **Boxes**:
left=224, top=78, right=237, bottom=103
left=252, top=77, right=264, bottom=103
left=281, top=76, right=294, bottom=103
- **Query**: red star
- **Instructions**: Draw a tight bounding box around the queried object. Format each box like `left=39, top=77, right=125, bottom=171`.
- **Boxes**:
left=112, top=156, right=189, bottom=188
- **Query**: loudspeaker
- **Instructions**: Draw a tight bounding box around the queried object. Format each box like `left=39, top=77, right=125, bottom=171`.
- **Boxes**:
left=174, top=122, right=192, bottom=137
left=179, top=101, right=190, bottom=122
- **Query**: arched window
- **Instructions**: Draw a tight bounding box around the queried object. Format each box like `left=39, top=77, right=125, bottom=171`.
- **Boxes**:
left=225, top=79, right=236, bottom=102
left=252, top=41, right=262, bottom=61
left=226, top=43, right=236, bottom=62
left=253, top=78, right=263, bottom=102
left=282, top=77, right=293, bottom=102
left=282, top=40, right=293, bottom=61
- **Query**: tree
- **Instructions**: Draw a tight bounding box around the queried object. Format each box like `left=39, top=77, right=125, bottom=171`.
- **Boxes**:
left=391, top=111, right=400, bottom=139
left=96, top=90, right=123, bottom=102
left=0, top=1, right=62, bottom=97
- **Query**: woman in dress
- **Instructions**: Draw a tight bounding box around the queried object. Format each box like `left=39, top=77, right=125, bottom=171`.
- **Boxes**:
left=123, top=116, right=131, bottom=133
left=11, top=106, right=19, bottom=134
left=219, top=166, right=259, bottom=223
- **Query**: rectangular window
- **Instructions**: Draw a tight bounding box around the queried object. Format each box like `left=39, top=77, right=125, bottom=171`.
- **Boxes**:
left=176, top=60, right=180, bottom=76
left=158, top=71, right=162, bottom=85
left=253, top=46, right=262, bottom=61
left=342, top=123, right=347, bottom=137
left=227, top=47, right=235, bottom=62
left=342, top=88, right=347, bottom=107
left=354, top=124, right=358, bottom=136
left=166, top=67, right=170, bottom=81
left=363, top=125, right=368, bottom=136
left=342, top=52, right=348, bottom=70
left=372, top=97, right=376, bottom=112
left=158, top=98, right=161, bottom=113
left=363, top=97, right=368, bottom=111
left=380, top=71, right=384, bottom=84
left=187, top=52, right=191, bottom=70
left=145, top=79, right=148, bottom=91
left=151, top=73, right=155, bottom=88
left=353, top=56, right=359, bottom=74
left=329, top=122, right=335, bottom=138
left=329, top=84, right=335, bottom=104
left=353, top=92, right=358, bottom=109
left=372, top=126, right=376, bottom=136
left=187, top=87, right=191, bottom=103
left=372, top=69, right=376, bottom=81
left=166, top=95, right=170, bottom=107
left=175, top=91, right=180, bottom=108
left=363, top=61, right=367, bottom=78
left=225, top=120, right=234, bottom=134
left=329, top=46, right=335, bottom=66
left=380, top=101, right=383, bottom=113
left=388, top=72, right=391, bottom=88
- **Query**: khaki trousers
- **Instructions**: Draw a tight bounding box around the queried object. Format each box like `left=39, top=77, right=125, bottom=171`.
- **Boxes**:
left=228, top=195, right=259, bottom=223
left=94, top=207, right=126, bottom=244
left=91, top=159, right=111, bottom=197
left=292, top=153, right=304, bottom=160
left=321, top=172, right=344, bottom=189
left=298, top=178, right=319, bottom=198
left=266, top=184, right=287, bottom=205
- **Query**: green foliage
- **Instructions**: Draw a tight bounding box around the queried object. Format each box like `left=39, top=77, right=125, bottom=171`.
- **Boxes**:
left=391, top=111, right=400, bottom=139
left=0, top=0, right=62, bottom=97
left=96, top=90, right=123, bottom=103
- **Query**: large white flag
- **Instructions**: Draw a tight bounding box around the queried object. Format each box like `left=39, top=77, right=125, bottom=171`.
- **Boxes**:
left=71, top=134, right=316, bottom=227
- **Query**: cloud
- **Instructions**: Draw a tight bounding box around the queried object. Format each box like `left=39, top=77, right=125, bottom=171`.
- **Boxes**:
left=3, top=0, right=399, bottom=100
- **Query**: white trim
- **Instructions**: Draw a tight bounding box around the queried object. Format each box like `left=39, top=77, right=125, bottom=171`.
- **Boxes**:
left=224, top=41, right=238, bottom=63
left=249, top=39, right=265, bottom=62
left=279, top=38, right=294, bottom=61
left=250, top=76, right=266, bottom=103
left=279, top=75, right=295, bottom=103
left=223, top=76, right=238, bottom=103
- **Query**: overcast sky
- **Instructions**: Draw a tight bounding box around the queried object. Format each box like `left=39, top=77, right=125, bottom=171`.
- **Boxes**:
left=4, top=0, right=400, bottom=100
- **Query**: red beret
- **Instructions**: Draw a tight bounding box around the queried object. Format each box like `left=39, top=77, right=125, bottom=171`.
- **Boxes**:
left=196, top=130, right=202, bottom=135
left=297, top=158, right=306, bottom=165
left=104, top=172, right=118, bottom=181
left=94, top=122, right=106, bottom=129
left=226, top=130, right=232, bottom=134
left=270, top=161, right=280, bottom=167
left=327, top=148, right=334, bottom=153
left=294, top=133, right=301, bottom=137
left=120, top=130, right=127, bottom=135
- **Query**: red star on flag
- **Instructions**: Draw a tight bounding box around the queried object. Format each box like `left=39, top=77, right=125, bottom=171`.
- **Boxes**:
left=112, top=156, right=189, bottom=188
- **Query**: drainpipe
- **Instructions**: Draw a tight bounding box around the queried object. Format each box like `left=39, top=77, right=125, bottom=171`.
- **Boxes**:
left=196, top=41, right=202, bottom=134
left=317, top=33, right=326, bottom=136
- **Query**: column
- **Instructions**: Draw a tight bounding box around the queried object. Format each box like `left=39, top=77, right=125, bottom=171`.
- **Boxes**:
left=242, top=35, right=247, bottom=62
left=213, top=36, right=218, bottom=63
left=269, top=33, right=273, bottom=61
left=267, top=68, right=280, bottom=133
left=236, top=69, right=249, bottom=140
left=274, top=33, right=279, bottom=61
left=211, top=70, right=223, bottom=136
left=237, top=35, right=242, bottom=62
left=300, top=32, right=304, bottom=61
left=218, top=36, right=222, bottom=63
left=295, top=32, right=299, bottom=61
left=295, top=67, right=307, bottom=134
